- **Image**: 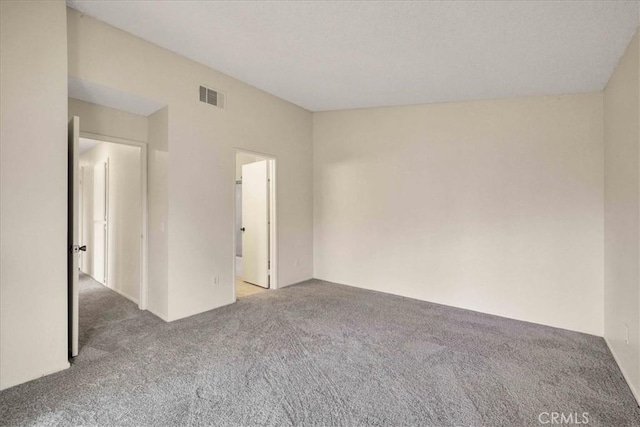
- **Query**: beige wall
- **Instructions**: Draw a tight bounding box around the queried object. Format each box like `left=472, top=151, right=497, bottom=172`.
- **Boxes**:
left=68, top=8, right=314, bottom=321
left=604, top=28, right=640, bottom=401
left=313, top=93, right=604, bottom=336
left=0, top=1, right=69, bottom=390
left=80, top=142, right=142, bottom=303
left=69, top=98, right=148, bottom=143
left=147, top=107, right=169, bottom=320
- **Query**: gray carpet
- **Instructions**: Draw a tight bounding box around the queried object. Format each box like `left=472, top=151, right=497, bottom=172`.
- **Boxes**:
left=1, top=275, right=639, bottom=426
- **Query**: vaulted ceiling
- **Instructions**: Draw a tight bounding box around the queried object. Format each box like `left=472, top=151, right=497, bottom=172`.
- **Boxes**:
left=67, top=1, right=639, bottom=111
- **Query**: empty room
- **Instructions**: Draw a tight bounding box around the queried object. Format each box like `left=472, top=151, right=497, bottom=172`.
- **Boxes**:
left=1, top=1, right=640, bottom=426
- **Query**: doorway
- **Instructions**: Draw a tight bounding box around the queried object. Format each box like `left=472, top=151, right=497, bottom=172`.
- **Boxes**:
left=79, top=137, right=143, bottom=302
left=234, top=150, right=277, bottom=299
left=69, top=119, right=148, bottom=357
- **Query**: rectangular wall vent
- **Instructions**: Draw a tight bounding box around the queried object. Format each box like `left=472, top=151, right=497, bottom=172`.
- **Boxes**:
left=199, top=85, right=225, bottom=109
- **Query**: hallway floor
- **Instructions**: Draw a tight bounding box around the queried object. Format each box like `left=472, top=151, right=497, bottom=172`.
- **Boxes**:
left=78, top=273, right=141, bottom=350
left=1, top=276, right=639, bottom=426
left=235, top=276, right=267, bottom=298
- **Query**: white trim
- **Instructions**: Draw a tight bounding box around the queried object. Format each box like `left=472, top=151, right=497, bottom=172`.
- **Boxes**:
left=278, top=277, right=313, bottom=289
left=0, top=362, right=71, bottom=391
left=146, top=306, right=169, bottom=322
left=80, top=131, right=146, bottom=145
left=233, top=149, right=278, bottom=302
left=604, top=337, right=640, bottom=405
left=268, top=159, right=277, bottom=289
left=110, top=286, right=139, bottom=305
left=104, top=158, right=110, bottom=286
left=79, top=131, right=149, bottom=311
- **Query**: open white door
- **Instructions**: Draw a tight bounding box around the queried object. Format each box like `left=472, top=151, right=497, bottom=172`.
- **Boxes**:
left=68, top=116, right=82, bottom=358
left=241, top=160, right=269, bottom=288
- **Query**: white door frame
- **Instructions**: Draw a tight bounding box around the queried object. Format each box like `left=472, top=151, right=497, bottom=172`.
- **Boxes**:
left=80, top=131, right=149, bottom=310
left=233, top=148, right=278, bottom=298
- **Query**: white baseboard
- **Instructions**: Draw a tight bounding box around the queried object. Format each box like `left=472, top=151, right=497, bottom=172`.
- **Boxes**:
left=109, top=286, right=139, bottom=305
left=0, top=361, right=70, bottom=391
left=84, top=273, right=139, bottom=305
left=146, top=305, right=169, bottom=322
left=278, top=277, right=314, bottom=289
left=84, top=272, right=106, bottom=286
left=83, top=272, right=166, bottom=322
left=605, top=337, right=640, bottom=405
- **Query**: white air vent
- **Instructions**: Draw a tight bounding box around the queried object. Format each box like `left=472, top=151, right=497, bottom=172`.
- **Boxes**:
left=199, top=85, right=225, bottom=109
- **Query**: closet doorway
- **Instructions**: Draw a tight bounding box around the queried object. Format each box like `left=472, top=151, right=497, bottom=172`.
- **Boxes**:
left=234, top=150, right=277, bottom=299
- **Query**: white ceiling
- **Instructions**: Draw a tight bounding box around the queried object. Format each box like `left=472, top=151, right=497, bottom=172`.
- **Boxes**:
left=67, top=1, right=640, bottom=112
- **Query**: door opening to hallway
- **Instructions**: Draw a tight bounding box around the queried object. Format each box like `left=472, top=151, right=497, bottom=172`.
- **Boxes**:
left=69, top=117, right=147, bottom=358
left=79, top=137, right=142, bottom=302
left=234, top=150, right=277, bottom=299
